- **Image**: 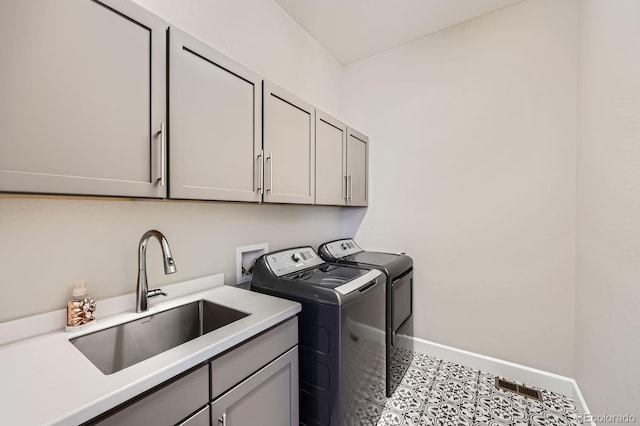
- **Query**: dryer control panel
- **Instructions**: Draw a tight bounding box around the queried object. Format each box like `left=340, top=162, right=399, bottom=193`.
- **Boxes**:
left=321, top=239, right=363, bottom=259
left=266, top=247, right=325, bottom=276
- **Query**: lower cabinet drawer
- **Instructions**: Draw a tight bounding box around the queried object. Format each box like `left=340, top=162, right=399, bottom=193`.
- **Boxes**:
left=91, top=365, right=209, bottom=426
left=211, top=317, right=298, bottom=399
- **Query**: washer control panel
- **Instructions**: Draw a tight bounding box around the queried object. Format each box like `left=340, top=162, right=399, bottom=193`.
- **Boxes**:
left=267, top=247, right=325, bottom=276
left=323, top=239, right=362, bottom=259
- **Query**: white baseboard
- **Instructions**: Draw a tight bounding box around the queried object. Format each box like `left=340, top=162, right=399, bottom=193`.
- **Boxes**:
left=397, top=335, right=594, bottom=425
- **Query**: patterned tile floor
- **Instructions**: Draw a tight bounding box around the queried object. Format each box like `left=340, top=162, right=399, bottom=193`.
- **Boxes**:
left=363, top=347, right=581, bottom=426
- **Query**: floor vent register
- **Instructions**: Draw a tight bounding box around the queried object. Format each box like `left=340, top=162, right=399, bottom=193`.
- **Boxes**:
left=494, top=378, right=543, bottom=401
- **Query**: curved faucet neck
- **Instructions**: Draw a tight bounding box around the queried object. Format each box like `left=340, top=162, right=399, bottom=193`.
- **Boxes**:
left=136, top=230, right=176, bottom=313
left=138, top=230, right=164, bottom=271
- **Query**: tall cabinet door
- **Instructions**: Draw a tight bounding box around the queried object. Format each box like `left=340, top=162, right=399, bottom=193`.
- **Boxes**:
left=263, top=81, right=315, bottom=204
left=346, top=127, right=369, bottom=206
left=211, top=347, right=299, bottom=426
left=315, top=110, right=347, bottom=206
left=168, top=28, right=262, bottom=202
left=0, top=0, right=167, bottom=198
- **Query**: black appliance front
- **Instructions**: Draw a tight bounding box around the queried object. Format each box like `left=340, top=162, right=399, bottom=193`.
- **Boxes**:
left=318, top=239, right=414, bottom=397
left=251, top=246, right=386, bottom=426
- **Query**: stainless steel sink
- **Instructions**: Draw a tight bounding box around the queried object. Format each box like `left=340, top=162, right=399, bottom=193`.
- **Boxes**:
left=70, top=300, right=250, bottom=374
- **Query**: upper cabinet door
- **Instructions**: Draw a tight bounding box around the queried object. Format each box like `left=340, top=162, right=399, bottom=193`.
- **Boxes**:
left=346, top=127, right=369, bottom=206
left=0, top=0, right=167, bottom=198
left=263, top=81, right=315, bottom=204
left=168, top=28, right=262, bottom=202
left=315, top=111, right=346, bottom=206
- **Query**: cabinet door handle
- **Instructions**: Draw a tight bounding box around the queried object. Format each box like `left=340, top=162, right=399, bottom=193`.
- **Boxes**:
left=343, top=174, right=348, bottom=200
left=218, top=413, right=227, bottom=425
left=153, top=123, right=166, bottom=186
left=257, top=150, right=264, bottom=196
left=161, top=122, right=167, bottom=187
left=266, top=152, right=273, bottom=193
left=159, top=123, right=167, bottom=187
left=348, top=173, right=353, bottom=201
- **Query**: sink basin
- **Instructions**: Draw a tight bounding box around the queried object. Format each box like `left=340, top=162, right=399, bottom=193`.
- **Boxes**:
left=70, top=300, right=250, bottom=374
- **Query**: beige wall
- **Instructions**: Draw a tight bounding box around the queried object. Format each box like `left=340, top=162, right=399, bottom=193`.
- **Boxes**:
left=576, top=0, right=640, bottom=417
left=0, top=198, right=343, bottom=322
left=0, top=0, right=344, bottom=323
left=342, top=0, right=578, bottom=376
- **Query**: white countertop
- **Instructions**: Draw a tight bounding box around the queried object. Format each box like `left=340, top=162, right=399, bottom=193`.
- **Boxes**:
left=0, top=275, right=300, bottom=426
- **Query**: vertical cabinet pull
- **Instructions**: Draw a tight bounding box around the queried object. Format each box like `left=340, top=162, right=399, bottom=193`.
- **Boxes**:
left=266, top=152, right=273, bottom=193
left=160, top=122, right=166, bottom=187
left=344, top=175, right=348, bottom=201
left=257, top=150, right=264, bottom=195
left=348, top=173, right=353, bottom=201
left=153, top=123, right=166, bottom=187
left=218, top=413, right=227, bottom=425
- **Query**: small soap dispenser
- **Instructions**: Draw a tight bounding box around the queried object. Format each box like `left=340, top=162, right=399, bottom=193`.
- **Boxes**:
left=66, top=280, right=96, bottom=331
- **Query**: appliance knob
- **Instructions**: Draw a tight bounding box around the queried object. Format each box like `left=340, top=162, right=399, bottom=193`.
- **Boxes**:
left=341, top=242, right=348, bottom=250
left=291, top=253, right=301, bottom=262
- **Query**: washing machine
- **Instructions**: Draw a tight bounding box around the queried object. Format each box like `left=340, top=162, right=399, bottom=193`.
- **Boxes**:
left=251, top=246, right=386, bottom=425
left=318, top=238, right=413, bottom=397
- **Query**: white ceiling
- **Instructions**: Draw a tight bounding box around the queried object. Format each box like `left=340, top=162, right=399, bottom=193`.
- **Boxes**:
left=273, top=0, right=525, bottom=64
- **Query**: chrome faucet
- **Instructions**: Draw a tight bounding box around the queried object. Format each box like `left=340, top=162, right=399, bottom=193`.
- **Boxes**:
left=136, top=230, right=176, bottom=313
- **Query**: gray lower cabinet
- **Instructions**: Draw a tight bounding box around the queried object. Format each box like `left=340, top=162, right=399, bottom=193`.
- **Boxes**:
left=263, top=81, right=315, bottom=204
left=168, top=27, right=262, bottom=202
left=210, top=317, right=298, bottom=425
left=211, top=347, right=298, bottom=426
left=315, top=110, right=347, bottom=206
left=346, top=127, right=369, bottom=206
left=88, top=317, right=299, bottom=426
left=0, top=0, right=167, bottom=198
left=91, top=364, right=209, bottom=426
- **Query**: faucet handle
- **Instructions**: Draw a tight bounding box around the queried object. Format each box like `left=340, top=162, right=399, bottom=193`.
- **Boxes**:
left=147, top=288, right=168, bottom=299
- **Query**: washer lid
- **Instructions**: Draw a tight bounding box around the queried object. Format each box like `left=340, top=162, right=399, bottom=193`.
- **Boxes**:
left=285, top=265, right=382, bottom=295
left=286, top=264, right=366, bottom=286
left=343, top=251, right=402, bottom=266
left=341, top=251, right=413, bottom=279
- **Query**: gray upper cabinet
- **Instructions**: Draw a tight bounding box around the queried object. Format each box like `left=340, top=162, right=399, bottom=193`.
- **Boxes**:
left=346, top=127, right=369, bottom=206
left=315, top=111, right=369, bottom=207
left=168, top=28, right=262, bottom=202
left=315, top=111, right=347, bottom=206
left=263, top=81, right=315, bottom=204
left=0, top=0, right=167, bottom=198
